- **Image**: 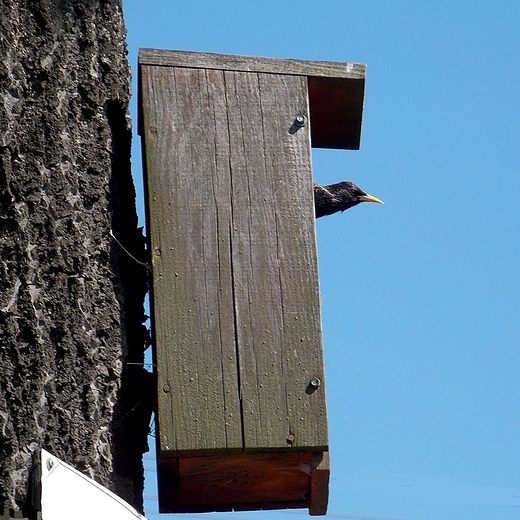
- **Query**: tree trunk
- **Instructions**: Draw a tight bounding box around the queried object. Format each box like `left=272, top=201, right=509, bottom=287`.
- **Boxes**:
left=0, top=0, right=150, bottom=516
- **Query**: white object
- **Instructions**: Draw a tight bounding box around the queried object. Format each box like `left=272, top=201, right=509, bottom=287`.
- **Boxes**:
left=41, top=449, right=148, bottom=520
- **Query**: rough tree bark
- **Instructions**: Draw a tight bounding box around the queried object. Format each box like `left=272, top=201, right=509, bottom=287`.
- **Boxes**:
left=0, top=0, right=151, bottom=516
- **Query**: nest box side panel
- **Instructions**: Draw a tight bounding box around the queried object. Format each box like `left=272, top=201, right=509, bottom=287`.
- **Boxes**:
left=141, top=65, right=243, bottom=454
left=223, top=70, right=328, bottom=451
left=140, top=62, right=328, bottom=455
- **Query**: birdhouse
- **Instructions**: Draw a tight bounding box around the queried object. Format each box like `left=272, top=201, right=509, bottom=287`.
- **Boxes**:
left=138, top=49, right=366, bottom=516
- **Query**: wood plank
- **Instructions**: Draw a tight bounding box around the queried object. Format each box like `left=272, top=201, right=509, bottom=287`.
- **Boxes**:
left=224, top=70, right=328, bottom=450
left=157, top=451, right=329, bottom=513
left=255, top=73, right=328, bottom=450
left=139, top=49, right=366, bottom=150
left=141, top=63, right=329, bottom=453
left=309, top=452, right=330, bottom=515
left=223, top=70, right=289, bottom=449
left=178, top=452, right=311, bottom=505
left=141, top=64, right=242, bottom=454
left=158, top=452, right=315, bottom=512
left=139, top=48, right=366, bottom=80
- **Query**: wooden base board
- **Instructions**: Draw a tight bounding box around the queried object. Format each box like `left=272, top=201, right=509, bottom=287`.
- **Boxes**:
left=158, top=451, right=329, bottom=516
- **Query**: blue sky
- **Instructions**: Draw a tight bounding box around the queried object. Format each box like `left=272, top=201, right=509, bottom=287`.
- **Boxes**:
left=124, top=2, right=520, bottom=519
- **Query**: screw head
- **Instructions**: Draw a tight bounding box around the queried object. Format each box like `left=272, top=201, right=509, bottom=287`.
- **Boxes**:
left=310, top=378, right=321, bottom=389
left=163, top=383, right=171, bottom=393
left=294, top=114, right=308, bottom=127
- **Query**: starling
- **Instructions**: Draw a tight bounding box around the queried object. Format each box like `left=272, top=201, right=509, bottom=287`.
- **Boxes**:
left=314, top=181, right=384, bottom=218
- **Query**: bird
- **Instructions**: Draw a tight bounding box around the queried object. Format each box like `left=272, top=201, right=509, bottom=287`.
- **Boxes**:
left=314, top=181, right=384, bottom=218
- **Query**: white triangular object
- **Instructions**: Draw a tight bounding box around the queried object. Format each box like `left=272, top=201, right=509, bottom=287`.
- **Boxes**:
left=41, top=449, right=148, bottom=520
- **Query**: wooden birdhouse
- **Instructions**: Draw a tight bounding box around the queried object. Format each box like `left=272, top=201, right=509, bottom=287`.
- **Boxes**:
left=138, top=48, right=366, bottom=515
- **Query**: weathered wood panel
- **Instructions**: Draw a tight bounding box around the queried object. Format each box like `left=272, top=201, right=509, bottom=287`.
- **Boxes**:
left=224, top=71, right=327, bottom=449
left=255, top=73, right=328, bottom=450
left=139, top=48, right=365, bottom=79
left=141, top=65, right=242, bottom=454
left=141, top=60, right=328, bottom=453
left=223, top=70, right=290, bottom=449
left=139, top=48, right=366, bottom=150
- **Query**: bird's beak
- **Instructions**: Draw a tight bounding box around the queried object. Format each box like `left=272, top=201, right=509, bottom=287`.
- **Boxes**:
left=358, top=193, right=384, bottom=204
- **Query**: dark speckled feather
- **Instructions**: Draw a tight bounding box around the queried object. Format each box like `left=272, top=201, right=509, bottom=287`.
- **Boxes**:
left=313, top=181, right=383, bottom=218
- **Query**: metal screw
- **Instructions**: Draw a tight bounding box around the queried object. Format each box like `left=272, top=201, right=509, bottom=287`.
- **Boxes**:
left=163, top=383, right=171, bottom=393
left=46, top=458, right=54, bottom=470
left=294, top=114, right=307, bottom=127
left=310, top=378, right=321, bottom=389
left=286, top=433, right=295, bottom=444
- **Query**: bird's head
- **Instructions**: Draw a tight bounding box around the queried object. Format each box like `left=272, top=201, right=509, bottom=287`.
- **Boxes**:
left=329, top=181, right=384, bottom=212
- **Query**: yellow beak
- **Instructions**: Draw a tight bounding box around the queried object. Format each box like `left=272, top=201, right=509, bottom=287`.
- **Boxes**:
left=358, top=193, right=384, bottom=204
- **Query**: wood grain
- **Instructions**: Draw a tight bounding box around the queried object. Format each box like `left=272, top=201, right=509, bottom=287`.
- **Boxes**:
left=139, top=48, right=366, bottom=150
left=141, top=61, right=328, bottom=453
left=139, top=48, right=365, bottom=79
left=141, top=65, right=242, bottom=454
left=157, top=451, right=328, bottom=513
